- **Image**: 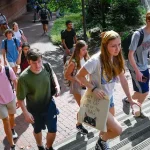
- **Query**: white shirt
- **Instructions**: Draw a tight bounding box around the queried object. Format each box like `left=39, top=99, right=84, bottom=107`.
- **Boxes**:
left=13, top=29, right=22, bottom=41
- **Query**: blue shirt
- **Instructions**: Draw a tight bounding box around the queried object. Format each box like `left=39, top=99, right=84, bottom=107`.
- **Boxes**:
left=1, top=38, right=20, bottom=62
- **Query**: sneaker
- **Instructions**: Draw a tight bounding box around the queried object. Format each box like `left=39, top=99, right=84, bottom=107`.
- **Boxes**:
left=10, top=145, right=15, bottom=150
left=38, top=146, right=45, bottom=150
left=11, top=129, right=18, bottom=139
left=135, top=111, right=148, bottom=118
left=122, top=97, right=130, bottom=115
left=76, top=124, right=88, bottom=135
left=95, top=138, right=109, bottom=150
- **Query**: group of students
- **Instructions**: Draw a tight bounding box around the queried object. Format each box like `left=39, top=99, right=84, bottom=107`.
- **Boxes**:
left=0, top=11, right=150, bottom=150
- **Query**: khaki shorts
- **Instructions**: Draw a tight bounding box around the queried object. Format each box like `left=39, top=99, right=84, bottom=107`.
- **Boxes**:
left=0, top=99, right=16, bottom=119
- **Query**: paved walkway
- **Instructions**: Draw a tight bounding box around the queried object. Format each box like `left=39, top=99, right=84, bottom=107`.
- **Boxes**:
left=0, top=11, right=149, bottom=150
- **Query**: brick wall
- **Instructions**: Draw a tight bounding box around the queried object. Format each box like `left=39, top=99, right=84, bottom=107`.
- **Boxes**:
left=0, top=0, right=27, bottom=23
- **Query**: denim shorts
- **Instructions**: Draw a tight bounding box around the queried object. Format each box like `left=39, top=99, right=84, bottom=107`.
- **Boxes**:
left=110, top=96, right=114, bottom=108
left=31, top=99, right=59, bottom=134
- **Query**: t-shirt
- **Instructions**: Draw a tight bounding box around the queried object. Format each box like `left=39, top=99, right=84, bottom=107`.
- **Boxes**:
left=0, top=15, right=6, bottom=24
left=83, top=54, right=117, bottom=99
left=0, top=66, right=16, bottom=104
left=13, top=30, right=23, bottom=42
left=17, top=66, right=52, bottom=113
left=61, top=29, right=76, bottom=49
left=38, top=8, right=49, bottom=21
left=1, top=38, right=20, bottom=62
left=20, top=56, right=29, bottom=72
left=127, top=26, right=150, bottom=71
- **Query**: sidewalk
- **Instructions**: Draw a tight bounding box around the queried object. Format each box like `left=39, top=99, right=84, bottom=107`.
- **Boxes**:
left=0, top=11, right=149, bottom=150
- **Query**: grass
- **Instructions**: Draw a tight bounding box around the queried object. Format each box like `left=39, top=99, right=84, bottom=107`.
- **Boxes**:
left=49, top=13, right=82, bottom=45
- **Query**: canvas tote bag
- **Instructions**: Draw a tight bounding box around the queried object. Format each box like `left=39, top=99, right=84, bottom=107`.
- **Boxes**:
left=78, top=57, right=110, bottom=132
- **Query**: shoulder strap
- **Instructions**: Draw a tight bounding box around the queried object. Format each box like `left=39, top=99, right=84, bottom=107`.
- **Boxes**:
left=4, top=39, right=7, bottom=52
left=43, top=63, right=52, bottom=75
left=5, top=66, right=10, bottom=80
left=19, top=29, right=22, bottom=35
left=137, top=28, right=144, bottom=47
left=13, top=38, right=18, bottom=48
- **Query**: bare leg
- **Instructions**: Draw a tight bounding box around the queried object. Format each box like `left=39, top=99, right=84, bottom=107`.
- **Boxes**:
left=46, top=132, right=56, bottom=148
left=33, top=132, right=43, bottom=146
left=9, top=114, right=16, bottom=129
left=2, top=117, right=14, bottom=147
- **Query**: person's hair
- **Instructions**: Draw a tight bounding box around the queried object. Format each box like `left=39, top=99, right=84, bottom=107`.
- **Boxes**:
left=66, top=20, right=72, bottom=26
left=21, top=42, right=30, bottom=62
left=12, top=22, right=18, bottom=30
left=100, top=30, right=125, bottom=81
left=69, top=40, right=89, bottom=69
left=146, top=11, right=150, bottom=21
left=27, top=48, right=42, bottom=61
left=4, top=29, right=14, bottom=37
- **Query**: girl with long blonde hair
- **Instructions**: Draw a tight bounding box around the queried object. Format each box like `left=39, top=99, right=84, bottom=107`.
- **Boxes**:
left=77, top=31, right=139, bottom=149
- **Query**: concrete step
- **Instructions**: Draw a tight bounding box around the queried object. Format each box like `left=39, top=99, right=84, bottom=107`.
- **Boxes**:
left=54, top=99, right=150, bottom=150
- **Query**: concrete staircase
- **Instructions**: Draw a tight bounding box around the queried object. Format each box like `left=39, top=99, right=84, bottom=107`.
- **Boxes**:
left=54, top=98, right=150, bottom=150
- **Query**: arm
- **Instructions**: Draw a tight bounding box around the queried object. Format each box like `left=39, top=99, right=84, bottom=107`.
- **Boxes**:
left=21, top=34, right=27, bottom=42
left=128, top=50, right=143, bottom=82
left=65, top=62, right=76, bottom=82
left=12, top=79, right=17, bottom=92
left=76, top=67, right=105, bottom=98
left=16, top=50, right=22, bottom=65
left=118, top=72, right=140, bottom=106
left=74, top=35, right=77, bottom=44
left=17, top=100, right=34, bottom=123
left=2, top=49, right=7, bottom=65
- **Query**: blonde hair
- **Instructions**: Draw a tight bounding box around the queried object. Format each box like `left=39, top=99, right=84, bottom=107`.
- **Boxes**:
left=69, top=40, right=89, bottom=69
left=100, top=30, right=125, bottom=81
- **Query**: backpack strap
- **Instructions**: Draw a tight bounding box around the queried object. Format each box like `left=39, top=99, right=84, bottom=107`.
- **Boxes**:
left=137, top=28, right=144, bottom=47
left=5, top=66, right=14, bottom=92
left=13, top=38, right=18, bottom=49
left=19, top=29, right=23, bottom=35
left=43, top=63, right=52, bottom=74
left=4, top=39, right=7, bottom=52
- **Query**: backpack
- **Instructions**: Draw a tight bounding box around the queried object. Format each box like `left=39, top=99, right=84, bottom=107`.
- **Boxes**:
left=4, top=38, right=18, bottom=53
left=40, top=9, right=47, bottom=20
left=63, top=59, right=77, bottom=87
left=5, top=66, right=14, bottom=92
left=43, top=63, right=57, bottom=96
left=19, top=29, right=22, bottom=35
left=122, top=28, right=144, bottom=59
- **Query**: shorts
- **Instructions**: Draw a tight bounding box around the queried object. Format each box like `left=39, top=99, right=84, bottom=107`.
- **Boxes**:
left=64, top=47, right=74, bottom=57
left=0, top=98, right=16, bottom=119
left=129, top=69, right=149, bottom=93
left=41, top=20, right=48, bottom=25
left=70, top=81, right=81, bottom=94
left=31, top=99, right=59, bottom=134
left=8, top=62, right=17, bottom=68
left=110, top=96, right=114, bottom=108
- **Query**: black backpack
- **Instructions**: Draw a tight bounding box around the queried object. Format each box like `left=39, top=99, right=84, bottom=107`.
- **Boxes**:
left=4, top=38, right=18, bottom=53
left=5, top=66, right=14, bottom=92
left=122, top=28, right=144, bottom=59
left=40, top=9, right=47, bottom=20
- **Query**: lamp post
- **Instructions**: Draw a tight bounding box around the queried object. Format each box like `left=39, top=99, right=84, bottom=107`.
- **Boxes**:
left=81, top=0, right=87, bottom=41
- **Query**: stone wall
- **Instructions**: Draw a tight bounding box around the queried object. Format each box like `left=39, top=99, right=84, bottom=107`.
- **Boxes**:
left=0, top=0, right=27, bottom=23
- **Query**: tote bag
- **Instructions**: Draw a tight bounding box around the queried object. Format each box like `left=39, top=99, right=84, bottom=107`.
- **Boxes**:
left=78, top=57, right=110, bottom=132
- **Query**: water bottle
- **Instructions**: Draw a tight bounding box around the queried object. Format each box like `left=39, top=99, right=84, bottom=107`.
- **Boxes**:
left=132, top=104, right=141, bottom=117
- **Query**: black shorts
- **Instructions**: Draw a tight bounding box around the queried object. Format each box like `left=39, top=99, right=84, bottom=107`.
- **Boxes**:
left=41, top=20, right=48, bottom=25
left=31, top=99, right=59, bottom=134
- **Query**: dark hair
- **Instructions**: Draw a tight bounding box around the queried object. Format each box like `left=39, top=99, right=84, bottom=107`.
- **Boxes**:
left=22, top=42, right=30, bottom=49
left=66, top=20, right=72, bottom=26
left=4, top=29, right=14, bottom=37
left=27, top=48, right=42, bottom=61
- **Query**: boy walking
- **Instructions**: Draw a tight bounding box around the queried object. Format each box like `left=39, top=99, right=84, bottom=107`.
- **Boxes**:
left=17, top=48, right=60, bottom=150
left=0, top=57, right=18, bottom=150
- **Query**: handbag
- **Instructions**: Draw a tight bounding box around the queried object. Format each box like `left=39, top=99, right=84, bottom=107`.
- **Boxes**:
left=43, top=63, right=57, bottom=96
left=78, top=56, right=110, bottom=132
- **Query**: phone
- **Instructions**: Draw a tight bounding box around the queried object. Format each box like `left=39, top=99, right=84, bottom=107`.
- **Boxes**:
left=142, top=76, right=148, bottom=83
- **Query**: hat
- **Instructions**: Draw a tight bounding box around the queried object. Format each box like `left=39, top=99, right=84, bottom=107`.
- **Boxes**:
left=4, top=29, right=14, bottom=37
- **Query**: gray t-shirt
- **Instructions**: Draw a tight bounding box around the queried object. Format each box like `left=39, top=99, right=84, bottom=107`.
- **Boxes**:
left=127, top=27, right=150, bottom=71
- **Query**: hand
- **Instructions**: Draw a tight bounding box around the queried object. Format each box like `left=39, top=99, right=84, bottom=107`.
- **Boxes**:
left=135, top=70, right=143, bottom=82
left=24, top=112, right=34, bottom=124
left=4, top=60, right=7, bottom=66
left=55, top=86, right=61, bottom=97
left=93, top=88, right=106, bottom=99
left=129, top=99, right=141, bottom=108
left=16, top=102, right=20, bottom=109
left=66, top=49, right=70, bottom=55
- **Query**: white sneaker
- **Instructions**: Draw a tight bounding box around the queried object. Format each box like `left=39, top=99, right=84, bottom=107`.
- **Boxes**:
left=11, top=129, right=18, bottom=139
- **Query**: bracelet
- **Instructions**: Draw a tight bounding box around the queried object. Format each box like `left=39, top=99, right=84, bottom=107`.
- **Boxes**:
left=91, top=86, right=97, bottom=92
